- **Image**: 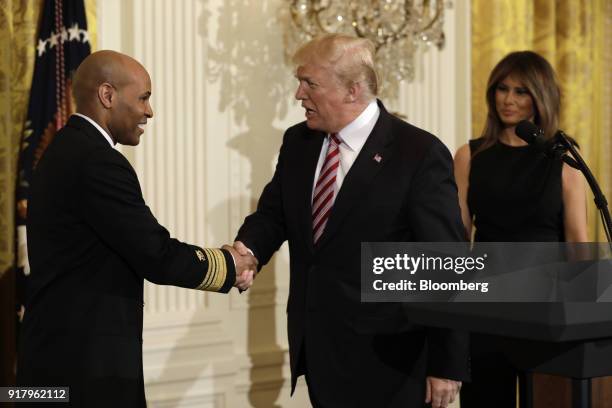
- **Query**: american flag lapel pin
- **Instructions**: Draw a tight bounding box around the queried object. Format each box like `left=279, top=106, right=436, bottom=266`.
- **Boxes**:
left=373, top=153, right=382, bottom=163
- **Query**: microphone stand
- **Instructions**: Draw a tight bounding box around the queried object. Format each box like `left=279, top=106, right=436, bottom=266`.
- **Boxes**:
left=549, top=132, right=612, bottom=408
left=551, top=131, right=612, bottom=245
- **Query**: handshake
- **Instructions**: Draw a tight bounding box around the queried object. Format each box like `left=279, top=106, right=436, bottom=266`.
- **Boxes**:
left=223, top=241, right=258, bottom=291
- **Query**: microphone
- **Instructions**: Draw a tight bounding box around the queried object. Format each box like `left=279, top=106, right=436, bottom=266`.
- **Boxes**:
left=516, top=121, right=612, bottom=243
left=514, top=120, right=579, bottom=167
left=516, top=121, right=612, bottom=244
left=515, top=120, right=546, bottom=147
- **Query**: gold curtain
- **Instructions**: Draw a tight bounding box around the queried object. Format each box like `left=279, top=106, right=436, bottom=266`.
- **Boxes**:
left=472, top=0, right=611, bottom=241
left=0, top=0, right=96, bottom=387
left=0, top=0, right=96, bottom=277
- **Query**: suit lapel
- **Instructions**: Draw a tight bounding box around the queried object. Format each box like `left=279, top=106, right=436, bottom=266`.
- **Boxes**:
left=315, top=101, right=395, bottom=249
left=296, top=129, right=326, bottom=254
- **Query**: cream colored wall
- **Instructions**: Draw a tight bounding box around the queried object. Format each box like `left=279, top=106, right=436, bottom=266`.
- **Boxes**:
left=97, top=1, right=470, bottom=407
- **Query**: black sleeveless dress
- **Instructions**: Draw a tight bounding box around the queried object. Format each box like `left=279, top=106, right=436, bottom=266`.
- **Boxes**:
left=468, top=138, right=564, bottom=242
left=461, top=138, right=566, bottom=408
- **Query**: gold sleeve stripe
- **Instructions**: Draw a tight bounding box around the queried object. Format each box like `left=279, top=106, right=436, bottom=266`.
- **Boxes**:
left=196, top=248, right=216, bottom=290
left=196, top=248, right=228, bottom=292
left=209, top=248, right=226, bottom=290
left=203, top=248, right=219, bottom=290
left=202, top=248, right=217, bottom=289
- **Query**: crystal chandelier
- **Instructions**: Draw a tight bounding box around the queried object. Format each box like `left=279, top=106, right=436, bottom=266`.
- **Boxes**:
left=287, top=0, right=449, bottom=101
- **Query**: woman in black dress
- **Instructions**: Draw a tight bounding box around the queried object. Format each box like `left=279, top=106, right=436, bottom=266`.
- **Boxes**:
left=454, top=51, right=588, bottom=407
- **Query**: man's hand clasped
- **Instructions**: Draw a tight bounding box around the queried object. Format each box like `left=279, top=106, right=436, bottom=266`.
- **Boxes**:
left=425, top=376, right=461, bottom=408
left=223, top=241, right=258, bottom=291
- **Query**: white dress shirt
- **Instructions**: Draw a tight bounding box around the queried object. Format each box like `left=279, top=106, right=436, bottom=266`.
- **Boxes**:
left=312, top=99, right=380, bottom=200
left=72, top=113, right=116, bottom=148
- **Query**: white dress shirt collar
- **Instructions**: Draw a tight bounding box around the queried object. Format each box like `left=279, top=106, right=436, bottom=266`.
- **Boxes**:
left=72, top=113, right=115, bottom=148
left=334, top=99, right=380, bottom=151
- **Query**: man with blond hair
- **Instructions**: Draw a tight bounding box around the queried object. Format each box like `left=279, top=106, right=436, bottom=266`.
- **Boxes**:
left=234, top=34, right=469, bottom=407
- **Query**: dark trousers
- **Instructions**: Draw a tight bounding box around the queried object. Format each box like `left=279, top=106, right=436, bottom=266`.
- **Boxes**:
left=460, top=350, right=524, bottom=408
left=297, top=343, right=427, bottom=408
left=294, top=344, right=323, bottom=408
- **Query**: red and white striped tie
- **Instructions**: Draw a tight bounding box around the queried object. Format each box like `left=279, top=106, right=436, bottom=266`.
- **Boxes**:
left=312, top=133, right=342, bottom=244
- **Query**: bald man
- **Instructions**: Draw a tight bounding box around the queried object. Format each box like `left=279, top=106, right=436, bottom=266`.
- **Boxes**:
left=17, top=51, right=256, bottom=407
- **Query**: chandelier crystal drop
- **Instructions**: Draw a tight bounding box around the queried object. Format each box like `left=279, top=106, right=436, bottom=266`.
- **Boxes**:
left=287, top=0, right=450, bottom=101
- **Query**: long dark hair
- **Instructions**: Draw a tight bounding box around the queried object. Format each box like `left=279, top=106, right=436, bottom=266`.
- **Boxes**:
left=475, top=51, right=561, bottom=155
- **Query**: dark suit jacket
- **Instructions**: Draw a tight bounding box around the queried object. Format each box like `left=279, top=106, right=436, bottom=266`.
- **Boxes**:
left=237, top=101, right=469, bottom=407
left=17, top=115, right=235, bottom=407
